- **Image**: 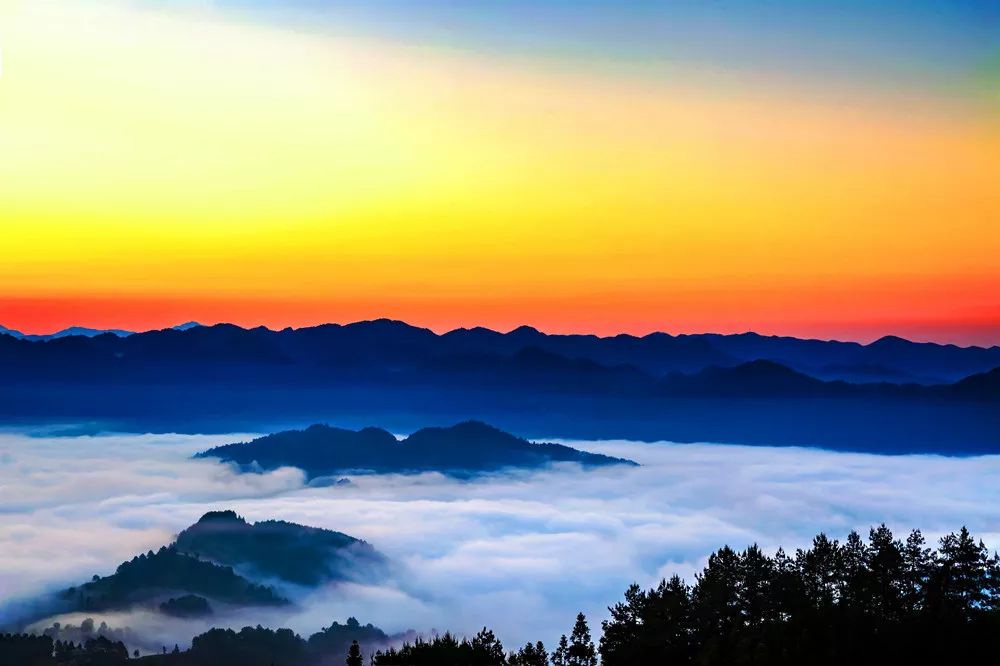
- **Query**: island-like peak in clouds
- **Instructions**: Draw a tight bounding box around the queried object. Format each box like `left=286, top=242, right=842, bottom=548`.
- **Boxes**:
left=197, top=420, right=637, bottom=478
left=31, top=511, right=387, bottom=628
left=174, top=510, right=386, bottom=586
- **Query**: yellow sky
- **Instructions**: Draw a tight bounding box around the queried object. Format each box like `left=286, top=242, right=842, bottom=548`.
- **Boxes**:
left=1, top=0, right=998, bottom=340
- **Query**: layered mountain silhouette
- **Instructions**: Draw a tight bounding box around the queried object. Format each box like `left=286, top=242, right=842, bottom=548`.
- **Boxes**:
left=60, top=546, right=288, bottom=614
left=53, top=511, right=385, bottom=619
left=1, top=320, right=997, bottom=453
left=174, top=510, right=386, bottom=586
left=0, top=325, right=134, bottom=341
left=197, top=421, right=636, bottom=477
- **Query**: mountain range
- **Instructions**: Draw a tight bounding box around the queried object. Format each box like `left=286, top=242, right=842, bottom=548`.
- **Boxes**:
left=197, top=421, right=636, bottom=477
left=1, top=320, right=997, bottom=453
left=0, top=322, right=202, bottom=342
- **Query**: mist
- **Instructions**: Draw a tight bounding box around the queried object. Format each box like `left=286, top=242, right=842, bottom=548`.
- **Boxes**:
left=2, top=429, right=1000, bottom=652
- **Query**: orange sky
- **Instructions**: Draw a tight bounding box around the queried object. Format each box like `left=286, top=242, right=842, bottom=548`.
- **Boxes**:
left=1, top=1, right=998, bottom=344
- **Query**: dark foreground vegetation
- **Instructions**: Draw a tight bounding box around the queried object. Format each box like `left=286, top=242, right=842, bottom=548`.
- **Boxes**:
left=5, top=525, right=1000, bottom=665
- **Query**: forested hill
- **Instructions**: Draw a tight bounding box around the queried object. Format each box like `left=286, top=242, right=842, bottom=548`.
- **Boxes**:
left=174, top=510, right=387, bottom=585
left=35, top=511, right=386, bottom=623
left=196, top=421, right=636, bottom=477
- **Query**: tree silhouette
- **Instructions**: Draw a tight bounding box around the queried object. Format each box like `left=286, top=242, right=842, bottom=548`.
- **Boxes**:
left=509, top=640, right=547, bottom=666
left=564, top=613, right=596, bottom=666
left=550, top=634, right=569, bottom=666
left=346, top=639, right=363, bottom=666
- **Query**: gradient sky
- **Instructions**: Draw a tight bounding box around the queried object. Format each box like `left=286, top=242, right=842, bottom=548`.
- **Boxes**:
left=1, top=1, right=998, bottom=343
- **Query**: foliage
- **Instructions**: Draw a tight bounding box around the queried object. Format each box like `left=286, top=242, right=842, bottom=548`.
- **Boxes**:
left=600, top=525, right=1000, bottom=664
left=61, top=545, right=287, bottom=612
left=372, top=629, right=507, bottom=666
left=159, top=595, right=212, bottom=618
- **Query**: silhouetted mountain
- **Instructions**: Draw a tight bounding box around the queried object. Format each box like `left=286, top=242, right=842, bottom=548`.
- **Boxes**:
left=660, top=360, right=836, bottom=397
left=60, top=546, right=288, bottom=613
left=174, top=510, right=386, bottom=586
left=4, top=318, right=996, bottom=381
left=0, top=324, right=25, bottom=339
left=0, top=325, right=133, bottom=342
left=949, top=365, right=1000, bottom=400
left=701, top=331, right=1000, bottom=383
left=44, top=511, right=388, bottom=621
left=197, top=421, right=636, bottom=476
left=1, top=320, right=998, bottom=453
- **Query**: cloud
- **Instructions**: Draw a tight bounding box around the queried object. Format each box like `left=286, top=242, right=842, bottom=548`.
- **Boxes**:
left=3, top=431, right=1000, bottom=652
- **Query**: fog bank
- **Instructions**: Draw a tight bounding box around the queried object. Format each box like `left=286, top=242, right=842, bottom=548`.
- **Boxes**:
left=2, top=430, right=999, bottom=650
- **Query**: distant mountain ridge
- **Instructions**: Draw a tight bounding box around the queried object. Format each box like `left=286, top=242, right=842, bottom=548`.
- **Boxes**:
left=1, top=319, right=997, bottom=453
left=0, top=321, right=203, bottom=341
left=197, top=421, right=636, bottom=477
left=1, top=318, right=995, bottom=382
left=0, top=325, right=134, bottom=341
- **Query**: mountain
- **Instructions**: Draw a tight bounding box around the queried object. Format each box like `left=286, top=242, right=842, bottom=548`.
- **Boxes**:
left=174, top=510, right=386, bottom=586
left=3, top=318, right=997, bottom=381
left=51, top=511, right=387, bottom=618
left=1, top=320, right=997, bottom=453
left=660, top=360, right=837, bottom=397
left=0, top=325, right=133, bottom=341
left=949, top=366, right=1000, bottom=401
left=0, top=325, right=25, bottom=339
left=197, top=421, right=637, bottom=476
left=60, top=546, right=288, bottom=613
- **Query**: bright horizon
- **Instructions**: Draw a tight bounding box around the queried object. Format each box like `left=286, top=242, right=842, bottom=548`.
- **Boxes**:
left=2, top=1, right=998, bottom=346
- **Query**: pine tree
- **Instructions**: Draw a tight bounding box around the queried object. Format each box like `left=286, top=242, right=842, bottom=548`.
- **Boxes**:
left=470, top=627, right=505, bottom=664
left=346, top=639, right=363, bottom=666
left=509, top=641, right=548, bottom=666
left=901, top=529, right=932, bottom=611
left=565, top=613, right=596, bottom=666
left=551, top=634, right=569, bottom=666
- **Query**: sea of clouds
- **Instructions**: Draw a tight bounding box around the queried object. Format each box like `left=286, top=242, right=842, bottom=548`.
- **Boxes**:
left=2, top=429, right=1000, bottom=652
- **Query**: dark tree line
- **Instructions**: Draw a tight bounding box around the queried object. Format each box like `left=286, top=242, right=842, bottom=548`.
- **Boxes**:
left=0, top=634, right=129, bottom=666
left=5, top=526, right=1000, bottom=665
left=600, top=525, right=1000, bottom=664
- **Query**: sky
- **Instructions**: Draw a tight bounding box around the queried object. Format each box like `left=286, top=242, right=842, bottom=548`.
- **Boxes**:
left=2, top=430, right=1000, bottom=651
left=1, top=1, right=998, bottom=343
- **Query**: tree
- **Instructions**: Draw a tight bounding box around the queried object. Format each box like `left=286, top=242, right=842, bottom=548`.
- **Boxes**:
left=551, top=634, right=569, bottom=666
left=600, top=576, right=692, bottom=666
left=509, top=641, right=547, bottom=666
left=565, top=613, right=596, bottom=666
left=347, top=639, right=364, bottom=666
left=932, top=526, right=992, bottom=618
left=470, top=627, right=505, bottom=664
left=901, top=529, right=932, bottom=611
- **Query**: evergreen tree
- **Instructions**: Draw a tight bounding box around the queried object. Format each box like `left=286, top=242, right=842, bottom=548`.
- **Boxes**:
left=551, top=634, right=569, bottom=666
left=346, top=639, right=364, bottom=666
left=565, top=613, right=596, bottom=666
left=509, top=641, right=547, bottom=666
left=901, top=529, right=932, bottom=611
left=470, top=627, right=506, bottom=664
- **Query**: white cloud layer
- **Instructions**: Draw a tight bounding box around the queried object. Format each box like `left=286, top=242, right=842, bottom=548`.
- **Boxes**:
left=2, top=430, right=1000, bottom=651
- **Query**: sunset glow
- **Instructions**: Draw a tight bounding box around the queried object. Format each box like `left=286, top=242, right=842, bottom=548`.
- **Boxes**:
left=2, top=1, right=998, bottom=343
